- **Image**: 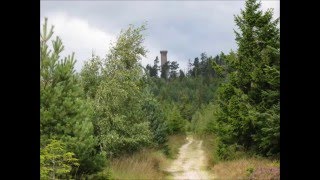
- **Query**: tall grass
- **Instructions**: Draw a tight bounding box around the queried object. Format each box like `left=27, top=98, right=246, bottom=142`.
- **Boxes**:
left=110, top=148, right=169, bottom=179
left=109, top=135, right=187, bottom=180
left=193, top=134, right=280, bottom=179
left=212, top=158, right=280, bottom=179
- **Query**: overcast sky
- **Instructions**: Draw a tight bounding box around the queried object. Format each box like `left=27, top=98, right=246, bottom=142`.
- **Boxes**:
left=40, top=0, right=279, bottom=72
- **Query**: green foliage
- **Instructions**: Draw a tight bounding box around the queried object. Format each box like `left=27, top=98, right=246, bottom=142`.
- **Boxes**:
left=142, top=95, right=168, bottom=145
left=78, top=23, right=170, bottom=162
left=187, top=52, right=225, bottom=82
left=94, top=63, right=153, bottom=157
left=40, top=18, right=106, bottom=177
left=215, top=136, right=248, bottom=161
left=211, top=53, right=228, bottom=78
left=150, top=76, right=222, bottom=119
left=190, top=103, right=217, bottom=135
left=89, top=168, right=113, bottom=180
left=163, top=103, right=186, bottom=134
left=40, top=140, right=79, bottom=180
left=80, top=55, right=103, bottom=99
left=246, top=166, right=255, bottom=177
left=216, top=142, right=238, bottom=161
left=188, top=0, right=279, bottom=161
left=147, top=58, right=224, bottom=139
left=108, top=23, right=148, bottom=69
left=212, top=0, right=280, bottom=159
left=91, top=24, right=154, bottom=157
left=146, top=56, right=160, bottom=77
left=252, top=103, right=280, bottom=157
left=169, top=61, right=179, bottom=79
left=179, top=69, right=185, bottom=80
left=160, top=61, right=170, bottom=80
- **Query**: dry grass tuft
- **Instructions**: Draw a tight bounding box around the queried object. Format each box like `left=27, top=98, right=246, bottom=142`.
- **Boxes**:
left=193, top=134, right=280, bottom=180
left=109, top=135, right=187, bottom=179
left=249, top=166, right=280, bottom=180
left=110, top=148, right=169, bottom=180
left=212, top=158, right=280, bottom=180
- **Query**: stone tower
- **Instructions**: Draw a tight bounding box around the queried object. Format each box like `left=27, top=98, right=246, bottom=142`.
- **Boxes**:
left=160, top=50, right=168, bottom=66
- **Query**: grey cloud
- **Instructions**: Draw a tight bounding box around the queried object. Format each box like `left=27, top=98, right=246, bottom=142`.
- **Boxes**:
left=41, top=1, right=279, bottom=71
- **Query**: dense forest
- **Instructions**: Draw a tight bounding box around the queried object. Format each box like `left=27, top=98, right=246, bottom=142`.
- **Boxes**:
left=40, top=0, right=279, bottom=179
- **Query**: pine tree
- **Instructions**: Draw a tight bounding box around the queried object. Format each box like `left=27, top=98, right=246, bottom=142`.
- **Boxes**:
left=179, top=70, right=185, bottom=80
left=192, top=57, right=200, bottom=77
left=161, top=61, right=170, bottom=80
left=40, top=18, right=105, bottom=177
left=169, top=61, right=179, bottom=79
left=145, top=56, right=159, bottom=78
left=151, top=56, right=160, bottom=77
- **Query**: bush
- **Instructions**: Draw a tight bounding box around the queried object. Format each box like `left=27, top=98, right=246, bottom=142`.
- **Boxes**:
left=161, top=144, right=170, bottom=157
left=142, top=95, right=168, bottom=145
left=190, top=103, right=217, bottom=135
left=89, top=168, right=113, bottom=180
left=216, top=138, right=247, bottom=161
left=40, top=140, right=79, bottom=179
left=164, top=103, right=186, bottom=134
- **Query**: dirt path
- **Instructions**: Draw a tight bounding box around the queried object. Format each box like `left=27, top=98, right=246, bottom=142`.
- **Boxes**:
left=166, top=136, right=215, bottom=180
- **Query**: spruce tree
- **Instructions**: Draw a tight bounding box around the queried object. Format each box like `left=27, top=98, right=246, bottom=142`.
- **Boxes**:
left=214, top=0, right=280, bottom=158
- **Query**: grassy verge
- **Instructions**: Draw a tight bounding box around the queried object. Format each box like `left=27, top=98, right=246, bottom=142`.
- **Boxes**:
left=108, top=134, right=187, bottom=180
left=193, top=134, right=218, bottom=168
left=193, top=133, right=280, bottom=180
left=212, top=157, right=280, bottom=179
left=110, top=148, right=169, bottom=179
